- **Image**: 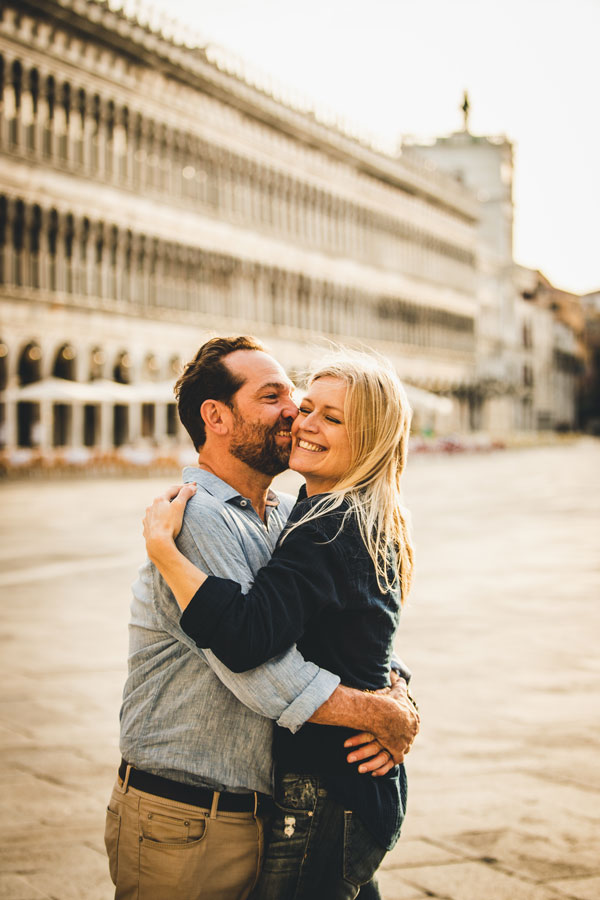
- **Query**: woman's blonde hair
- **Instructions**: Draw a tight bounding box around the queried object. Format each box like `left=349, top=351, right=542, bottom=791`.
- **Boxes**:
left=284, top=348, right=414, bottom=602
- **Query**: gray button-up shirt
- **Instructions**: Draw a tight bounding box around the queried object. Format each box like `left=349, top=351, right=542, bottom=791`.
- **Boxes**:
left=120, top=467, right=340, bottom=795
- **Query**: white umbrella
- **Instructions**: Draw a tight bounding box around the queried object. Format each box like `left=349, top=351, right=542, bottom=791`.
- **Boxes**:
left=7, top=377, right=135, bottom=403
left=126, top=381, right=177, bottom=403
left=403, top=383, right=453, bottom=415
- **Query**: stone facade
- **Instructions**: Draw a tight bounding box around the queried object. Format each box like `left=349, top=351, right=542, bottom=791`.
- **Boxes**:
left=0, top=1, right=580, bottom=459
left=0, top=0, right=483, bottom=456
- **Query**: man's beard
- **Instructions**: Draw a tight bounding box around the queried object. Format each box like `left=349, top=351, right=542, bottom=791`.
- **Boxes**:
left=229, top=411, right=291, bottom=476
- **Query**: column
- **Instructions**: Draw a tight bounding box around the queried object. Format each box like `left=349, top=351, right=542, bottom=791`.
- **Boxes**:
left=55, top=81, right=69, bottom=162
left=114, top=105, right=128, bottom=184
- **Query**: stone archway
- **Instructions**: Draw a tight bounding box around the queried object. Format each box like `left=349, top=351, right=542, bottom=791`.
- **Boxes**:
left=52, top=343, right=76, bottom=446
left=17, top=341, right=42, bottom=446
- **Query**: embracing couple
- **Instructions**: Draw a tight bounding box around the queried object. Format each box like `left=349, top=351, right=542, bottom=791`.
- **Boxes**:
left=105, top=336, right=420, bottom=900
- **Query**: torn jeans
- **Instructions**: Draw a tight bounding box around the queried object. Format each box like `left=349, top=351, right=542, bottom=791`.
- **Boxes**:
left=253, top=773, right=386, bottom=900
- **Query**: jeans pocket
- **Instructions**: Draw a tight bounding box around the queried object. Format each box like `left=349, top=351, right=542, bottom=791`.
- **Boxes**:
left=104, top=805, right=121, bottom=886
left=342, top=811, right=386, bottom=887
left=260, top=801, right=314, bottom=878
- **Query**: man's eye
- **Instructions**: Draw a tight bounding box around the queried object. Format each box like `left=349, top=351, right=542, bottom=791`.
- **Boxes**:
left=263, top=394, right=278, bottom=400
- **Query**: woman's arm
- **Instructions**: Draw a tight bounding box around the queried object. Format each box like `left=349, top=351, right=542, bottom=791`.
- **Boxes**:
left=144, top=486, right=344, bottom=672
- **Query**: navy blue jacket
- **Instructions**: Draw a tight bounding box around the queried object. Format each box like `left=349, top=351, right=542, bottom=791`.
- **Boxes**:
left=180, top=488, right=407, bottom=849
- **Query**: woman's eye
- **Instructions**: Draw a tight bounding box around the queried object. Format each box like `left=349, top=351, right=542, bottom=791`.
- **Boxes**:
left=298, top=407, right=311, bottom=415
left=326, top=416, right=341, bottom=424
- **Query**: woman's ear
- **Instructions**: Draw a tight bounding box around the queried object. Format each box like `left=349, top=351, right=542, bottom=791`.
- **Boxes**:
left=200, top=400, right=232, bottom=437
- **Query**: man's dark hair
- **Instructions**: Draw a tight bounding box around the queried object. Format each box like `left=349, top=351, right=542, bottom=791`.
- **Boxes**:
left=175, top=335, right=267, bottom=450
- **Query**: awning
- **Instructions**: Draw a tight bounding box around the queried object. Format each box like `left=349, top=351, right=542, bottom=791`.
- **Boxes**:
left=403, top=384, right=453, bottom=415
left=7, top=377, right=136, bottom=403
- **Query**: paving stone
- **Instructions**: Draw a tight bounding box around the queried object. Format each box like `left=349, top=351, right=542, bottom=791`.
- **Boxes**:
left=0, top=875, right=48, bottom=899
left=397, top=861, right=566, bottom=900
left=382, top=838, right=465, bottom=869
left=9, top=845, right=113, bottom=900
left=375, top=869, right=430, bottom=899
left=547, top=876, right=600, bottom=900
left=434, top=829, right=599, bottom=880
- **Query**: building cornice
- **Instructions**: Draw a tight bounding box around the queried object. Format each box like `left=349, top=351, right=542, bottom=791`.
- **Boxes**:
left=18, top=0, right=478, bottom=223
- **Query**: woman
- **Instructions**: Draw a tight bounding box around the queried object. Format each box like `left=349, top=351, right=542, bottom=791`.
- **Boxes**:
left=144, top=349, right=415, bottom=899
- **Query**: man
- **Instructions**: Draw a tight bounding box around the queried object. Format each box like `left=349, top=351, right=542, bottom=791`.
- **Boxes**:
left=105, top=336, right=418, bottom=899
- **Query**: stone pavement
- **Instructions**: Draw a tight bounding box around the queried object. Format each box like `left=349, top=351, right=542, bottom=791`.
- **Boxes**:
left=0, top=438, right=599, bottom=899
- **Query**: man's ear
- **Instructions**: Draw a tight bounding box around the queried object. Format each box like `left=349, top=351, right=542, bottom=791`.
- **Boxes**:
left=200, top=399, right=232, bottom=437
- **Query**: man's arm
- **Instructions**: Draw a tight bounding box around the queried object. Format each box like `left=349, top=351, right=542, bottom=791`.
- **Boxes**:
left=152, top=489, right=418, bottom=767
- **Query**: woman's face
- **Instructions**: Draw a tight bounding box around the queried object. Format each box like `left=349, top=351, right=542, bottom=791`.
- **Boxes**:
left=289, top=376, right=352, bottom=495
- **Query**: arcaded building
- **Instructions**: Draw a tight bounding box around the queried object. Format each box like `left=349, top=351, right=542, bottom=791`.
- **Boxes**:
left=0, top=1, right=505, bottom=458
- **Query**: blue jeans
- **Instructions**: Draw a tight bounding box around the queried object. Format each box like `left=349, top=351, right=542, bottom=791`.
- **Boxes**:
left=253, top=774, right=386, bottom=900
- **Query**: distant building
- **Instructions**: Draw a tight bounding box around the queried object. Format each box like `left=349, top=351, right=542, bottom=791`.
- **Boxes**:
left=514, top=266, right=584, bottom=431
left=405, top=127, right=586, bottom=434
left=580, top=291, right=600, bottom=432
left=0, top=2, right=585, bottom=465
left=0, top=0, right=479, bottom=460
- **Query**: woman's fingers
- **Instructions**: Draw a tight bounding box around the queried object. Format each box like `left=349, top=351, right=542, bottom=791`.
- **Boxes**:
left=343, top=731, right=375, bottom=749
left=357, top=749, right=389, bottom=773
left=163, top=484, right=186, bottom=501
left=143, top=483, right=197, bottom=547
left=346, top=740, right=381, bottom=764
left=370, top=754, right=401, bottom=776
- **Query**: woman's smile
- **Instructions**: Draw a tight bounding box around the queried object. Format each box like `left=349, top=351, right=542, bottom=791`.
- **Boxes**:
left=296, top=438, right=326, bottom=452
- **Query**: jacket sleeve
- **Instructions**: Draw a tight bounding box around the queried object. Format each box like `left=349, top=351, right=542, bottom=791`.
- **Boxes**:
left=151, top=505, right=339, bottom=731
left=180, top=523, right=345, bottom=672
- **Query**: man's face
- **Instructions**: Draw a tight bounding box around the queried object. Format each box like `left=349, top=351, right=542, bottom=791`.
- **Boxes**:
left=225, top=350, right=298, bottom=476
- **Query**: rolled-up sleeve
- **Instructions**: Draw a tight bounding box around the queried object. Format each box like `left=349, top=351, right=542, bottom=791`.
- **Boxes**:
left=153, top=502, right=339, bottom=730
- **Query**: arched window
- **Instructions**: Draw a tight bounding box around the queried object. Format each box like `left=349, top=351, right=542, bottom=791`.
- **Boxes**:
left=17, top=341, right=42, bottom=447
left=76, top=87, right=86, bottom=166
left=53, top=343, right=76, bottom=380
left=0, top=338, right=8, bottom=392
left=13, top=199, right=25, bottom=286
left=9, top=59, right=22, bottom=146
left=18, top=341, right=42, bottom=385
left=113, top=350, right=131, bottom=384
left=47, top=208, right=58, bottom=291
left=43, top=75, right=55, bottom=157
left=58, top=81, right=70, bottom=160
left=0, top=195, right=6, bottom=285
left=64, top=213, right=74, bottom=293
left=89, top=346, right=105, bottom=381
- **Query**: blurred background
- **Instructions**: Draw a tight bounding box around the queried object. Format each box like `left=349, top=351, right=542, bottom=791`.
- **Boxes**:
left=0, top=2, right=599, bottom=899
left=0, top=0, right=598, bottom=475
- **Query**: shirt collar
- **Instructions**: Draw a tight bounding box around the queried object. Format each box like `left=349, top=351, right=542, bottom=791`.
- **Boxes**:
left=182, top=466, right=281, bottom=509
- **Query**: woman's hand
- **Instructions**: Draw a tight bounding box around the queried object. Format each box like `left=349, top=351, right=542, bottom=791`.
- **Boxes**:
left=143, top=483, right=197, bottom=562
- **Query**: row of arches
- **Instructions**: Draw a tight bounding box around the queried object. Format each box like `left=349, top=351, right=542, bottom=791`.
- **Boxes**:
left=0, top=337, right=181, bottom=450
left=0, top=194, right=477, bottom=354
left=0, top=51, right=475, bottom=292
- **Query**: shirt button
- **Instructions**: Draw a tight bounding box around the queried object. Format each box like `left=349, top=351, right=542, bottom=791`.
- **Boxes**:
left=240, top=500, right=248, bottom=507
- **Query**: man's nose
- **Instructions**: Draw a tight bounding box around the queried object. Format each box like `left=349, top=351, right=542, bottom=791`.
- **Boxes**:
left=281, top=398, right=299, bottom=420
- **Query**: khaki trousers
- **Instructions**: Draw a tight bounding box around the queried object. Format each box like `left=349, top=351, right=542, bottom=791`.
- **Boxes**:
left=104, top=776, right=265, bottom=900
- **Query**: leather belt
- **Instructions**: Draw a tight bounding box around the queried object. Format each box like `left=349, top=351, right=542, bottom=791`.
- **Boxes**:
left=118, top=759, right=267, bottom=813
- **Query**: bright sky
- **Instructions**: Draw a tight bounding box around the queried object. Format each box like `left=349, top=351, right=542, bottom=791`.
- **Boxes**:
left=152, top=0, right=599, bottom=295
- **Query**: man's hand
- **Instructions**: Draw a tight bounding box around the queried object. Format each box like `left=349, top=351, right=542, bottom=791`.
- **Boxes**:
left=370, top=675, right=419, bottom=765
left=344, top=674, right=419, bottom=775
